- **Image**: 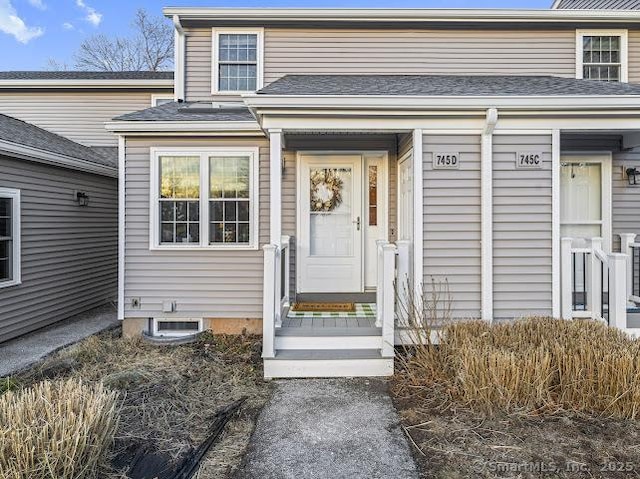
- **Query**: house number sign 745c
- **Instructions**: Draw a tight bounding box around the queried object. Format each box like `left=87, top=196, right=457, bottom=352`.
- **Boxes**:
left=516, top=151, right=544, bottom=169
left=433, top=152, right=460, bottom=169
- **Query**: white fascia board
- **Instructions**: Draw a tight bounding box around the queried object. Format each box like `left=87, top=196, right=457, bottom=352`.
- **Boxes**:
left=104, top=120, right=263, bottom=134
left=0, top=139, right=117, bottom=177
left=0, top=79, right=174, bottom=90
left=163, top=7, right=640, bottom=23
left=244, top=94, right=640, bottom=111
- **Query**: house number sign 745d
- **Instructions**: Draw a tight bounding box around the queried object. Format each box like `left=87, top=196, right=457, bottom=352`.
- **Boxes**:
left=516, top=151, right=544, bottom=169
left=433, top=151, right=460, bottom=169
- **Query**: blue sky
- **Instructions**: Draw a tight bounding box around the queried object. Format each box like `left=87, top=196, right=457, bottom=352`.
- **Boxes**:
left=0, top=0, right=550, bottom=70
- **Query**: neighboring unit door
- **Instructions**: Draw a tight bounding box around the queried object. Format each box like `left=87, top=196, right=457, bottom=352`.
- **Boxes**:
left=397, top=152, right=413, bottom=242
left=560, top=155, right=611, bottom=252
left=298, top=155, right=363, bottom=293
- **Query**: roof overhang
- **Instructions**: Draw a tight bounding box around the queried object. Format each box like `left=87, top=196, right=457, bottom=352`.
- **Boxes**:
left=164, top=7, right=640, bottom=26
left=244, top=94, right=640, bottom=111
left=0, top=79, right=174, bottom=90
left=0, top=139, right=117, bottom=177
left=105, top=120, right=263, bottom=136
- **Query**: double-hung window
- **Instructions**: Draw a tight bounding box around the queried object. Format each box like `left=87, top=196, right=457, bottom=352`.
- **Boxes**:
left=0, top=188, right=20, bottom=288
left=212, top=29, right=263, bottom=94
left=151, top=148, right=259, bottom=250
left=577, top=30, right=628, bottom=82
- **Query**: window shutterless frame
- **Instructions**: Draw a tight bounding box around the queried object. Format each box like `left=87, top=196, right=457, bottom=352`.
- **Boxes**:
left=0, top=187, right=20, bottom=289
left=211, top=28, right=264, bottom=95
left=149, top=147, right=260, bottom=250
left=576, top=29, right=628, bottom=83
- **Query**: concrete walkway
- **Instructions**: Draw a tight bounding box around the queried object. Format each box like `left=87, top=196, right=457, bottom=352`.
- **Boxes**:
left=236, top=379, right=419, bottom=479
left=0, top=304, right=119, bottom=377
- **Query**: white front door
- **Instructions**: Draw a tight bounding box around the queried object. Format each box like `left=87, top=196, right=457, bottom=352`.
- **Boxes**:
left=560, top=154, right=612, bottom=252
left=298, top=155, right=363, bottom=293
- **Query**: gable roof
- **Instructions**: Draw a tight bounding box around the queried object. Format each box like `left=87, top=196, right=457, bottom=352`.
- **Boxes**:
left=257, top=74, right=640, bottom=96
left=552, top=0, right=640, bottom=9
left=0, top=113, right=117, bottom=176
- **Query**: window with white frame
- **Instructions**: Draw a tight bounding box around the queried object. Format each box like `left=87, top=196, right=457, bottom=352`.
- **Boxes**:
left=577, top=30, right=628, bottom=82
left=152, top=149, right=259, bottom=249
left=212, top=29, right=263, bottom=94
left=0, top=188, right=20, bottom=288
left=152, top=95, right=174, bottom=107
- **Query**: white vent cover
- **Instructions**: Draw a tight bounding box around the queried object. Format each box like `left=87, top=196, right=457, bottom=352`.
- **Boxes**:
left=152, top=318, right=203, bottom=337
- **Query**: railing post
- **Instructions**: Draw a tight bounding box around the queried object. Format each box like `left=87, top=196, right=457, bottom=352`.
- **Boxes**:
left=375, top=239, right=386, bottom=327
left=561, top=237, right=573, bottom=320
left=620, top=233, right=636, bottom=301
left=586, top=237, right=602, bottom=320
left=395, top=240, right=412, bottom=327
left=281, top=235, right=291, bottom=311
left=262, top=244, right=276, bottom=358
left=609, top=253, right=628, bottom=331
left=381, top=243, right=397, bottom=357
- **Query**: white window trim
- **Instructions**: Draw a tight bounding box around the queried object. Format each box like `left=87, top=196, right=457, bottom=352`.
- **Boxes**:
left=211, top=27, right=264, bottom=96
left=149, top=147, right=260, bottom=251
left=151, top=94, right=175, bottom=107
left=576, top=29, right=628, bottom=83
left=0, top=187, right=20, bottom=289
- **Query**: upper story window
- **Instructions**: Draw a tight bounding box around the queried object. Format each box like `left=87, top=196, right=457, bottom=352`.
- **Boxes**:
left=577, top=30, right=628, bottom=82
left=212, top=29, right=263, bottom=94
left=0, top=188, right=20, bottom=288
left=151, top=148, right=259, bottom=250
left=152, top=94, right=174, bottom=107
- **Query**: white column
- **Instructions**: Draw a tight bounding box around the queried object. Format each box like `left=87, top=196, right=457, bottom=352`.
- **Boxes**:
left=480, top=120, right=495, bottom=322
left=620, top=233, right=636, bottom=301
left=609, top=253, right=628, bottom=331
left=262, top=244, right=276, bottom=358
left=117, top=135, right=125, bottom=321
left=551, top=129, right=561, bottom=318
left=269, top=129, right=282, bottom=247
left=561, top=237, right=573, bottom=320
left=381, top=244, right=397, bottom=357
left=412, top=129, right=423, bottom=303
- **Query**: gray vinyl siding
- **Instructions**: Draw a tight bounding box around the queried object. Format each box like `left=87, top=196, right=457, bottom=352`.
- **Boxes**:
left=184, top=27, right=579, bottom=102
left=0, top=155, right=117, bottom=343
left=281, top=135, right=398, bottom=298
left=423, top=135, right=481, bottom=319
left=124, top=137, right=269, bottom=319
left=0, top=91, right=170, bottom=147
left=492, top=135, right=553, bottom=319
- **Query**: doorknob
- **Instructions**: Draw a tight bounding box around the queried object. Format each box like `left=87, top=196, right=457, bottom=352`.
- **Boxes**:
left=353, top=216, right=361, bottom=231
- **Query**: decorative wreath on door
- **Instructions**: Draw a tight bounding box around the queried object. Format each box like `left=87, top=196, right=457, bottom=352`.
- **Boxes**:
left=310, top=169, right=343, bottom=212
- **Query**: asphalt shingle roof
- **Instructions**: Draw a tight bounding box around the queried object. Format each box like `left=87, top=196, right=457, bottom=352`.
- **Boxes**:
left=0, top=113, right=116, bottom=168
left=553, top=0, right=640, bottom=9
left=0, top=71, right=173, bottom=80
left=114, top=101, right=255, bottom=122
left=257, top=75, right=640, bottom=96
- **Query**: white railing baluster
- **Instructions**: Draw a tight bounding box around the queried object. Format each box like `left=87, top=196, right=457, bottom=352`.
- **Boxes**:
left=280, top=235, right=291, bottom=314
left=561, top=237, right=573, bottom=320
left=381, top=243, right=397, bottom=358
left=262, top=244, right=276, bottom=358
left=620, top=233, right=636, bottom=302
left=587, top=237, right=603, bottom=321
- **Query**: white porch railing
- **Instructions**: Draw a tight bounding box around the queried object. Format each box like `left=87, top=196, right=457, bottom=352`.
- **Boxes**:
left=560, top=236, right=627, bottom=330
left=376, top=242, right=397, bottom=358
left=262, top=235, right=291, bottom=358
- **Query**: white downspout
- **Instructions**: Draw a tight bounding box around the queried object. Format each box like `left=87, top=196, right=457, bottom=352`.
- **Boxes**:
left=481, top=108, right=498, bottom=322
left=173, top=15, right=186, bottom=102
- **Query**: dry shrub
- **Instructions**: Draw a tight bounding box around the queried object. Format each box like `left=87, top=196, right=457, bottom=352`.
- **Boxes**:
left=0, top=378, right=119, bottom=479
left=398, top=281, right=640, bottom=419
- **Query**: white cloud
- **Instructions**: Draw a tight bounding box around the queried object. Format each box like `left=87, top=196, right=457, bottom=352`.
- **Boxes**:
left=62, top=22, right=73, bottom=30
left=27, top=0, right=45, bottom=10
left=0, top=0, right=43, bottom=43
left=75, top=0, right=101, bottom=27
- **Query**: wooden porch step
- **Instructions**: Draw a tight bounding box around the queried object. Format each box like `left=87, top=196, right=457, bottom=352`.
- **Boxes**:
left=275, top=326, right=382, bottom=349
left=276, top=326, right=381, bottom=336
left=264, top=349, right=394, bottom=379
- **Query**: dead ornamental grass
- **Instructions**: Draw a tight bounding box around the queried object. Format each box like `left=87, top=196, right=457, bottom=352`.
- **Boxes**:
left=0, top=378, right=119, bottom=479
left=400, top=314, right=640, bottom=419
